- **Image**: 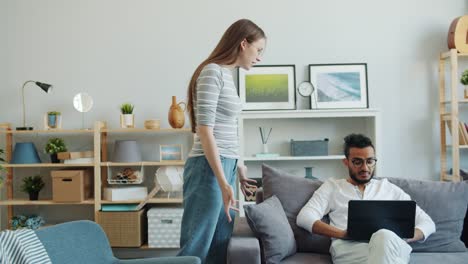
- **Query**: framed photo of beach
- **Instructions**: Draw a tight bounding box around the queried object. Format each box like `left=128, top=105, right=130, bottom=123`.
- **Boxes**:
left=238, top=65, right=296, bottom=110
left=308, top=63, right=368, bottom=109
left=160, top=144, right=183, bottom=162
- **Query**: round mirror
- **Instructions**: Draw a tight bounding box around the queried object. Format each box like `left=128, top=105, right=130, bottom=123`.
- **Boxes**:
left=73, top=93, right=94, bottom=113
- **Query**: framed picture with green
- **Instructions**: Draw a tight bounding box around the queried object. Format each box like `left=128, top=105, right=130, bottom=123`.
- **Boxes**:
left=238, top=65, right=296, bottom=110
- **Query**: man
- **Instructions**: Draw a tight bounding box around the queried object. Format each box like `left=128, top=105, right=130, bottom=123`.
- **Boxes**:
left=296, top=134, right=435, bottom=264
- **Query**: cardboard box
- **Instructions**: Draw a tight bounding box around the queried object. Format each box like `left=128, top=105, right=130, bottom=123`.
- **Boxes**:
left=57, top=151, right=94, bottom=160
left=51, top=169, right=93, bottom=202
left=103, top=187, right=148, bottom=201
left=147, top=207, right=183, bottom=248
left=98, top=210, right=146, bottom=247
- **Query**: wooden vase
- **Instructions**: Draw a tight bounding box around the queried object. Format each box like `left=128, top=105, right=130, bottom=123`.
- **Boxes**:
left=168, top=96, right=186, bottom=129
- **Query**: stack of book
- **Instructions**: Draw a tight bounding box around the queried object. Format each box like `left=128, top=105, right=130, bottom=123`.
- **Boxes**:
left=446, top=121, right=468, bottom=145
left=57, top=151, right=94, bottom=164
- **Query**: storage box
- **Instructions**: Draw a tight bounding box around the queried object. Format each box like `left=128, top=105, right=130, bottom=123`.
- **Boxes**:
left=103, top=187, right=148, bottom=201
left=290, top=138, right=329, bottom=156
left=51, top=169, right=93, bottom=202
left=98, top=209, right=146, bottom=247
left=147, top=208, right=183, bottom=248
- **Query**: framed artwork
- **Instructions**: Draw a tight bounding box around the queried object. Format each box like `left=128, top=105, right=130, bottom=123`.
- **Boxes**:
left=238, top=65, right=296, bottom=110
left=160, top=144, right=183, bottom=162
left=308, top=63, right=368, bottom=109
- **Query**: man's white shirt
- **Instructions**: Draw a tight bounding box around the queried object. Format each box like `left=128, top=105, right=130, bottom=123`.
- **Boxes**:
left=296, top=178, right=436, bottom=241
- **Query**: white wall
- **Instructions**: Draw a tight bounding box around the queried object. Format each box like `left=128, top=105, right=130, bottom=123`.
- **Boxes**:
left=1, top=0, right=467, bottom=182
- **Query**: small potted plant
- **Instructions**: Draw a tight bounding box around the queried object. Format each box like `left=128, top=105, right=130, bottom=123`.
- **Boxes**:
left=21, top=175, right=45, bottom=200
left=461, top=69, right=468, bottom=98
left=120, top=103, right=135, bottom=128
left=45, top=137, right=67, bottom=163
left=47, top=111, right=61, bottom=129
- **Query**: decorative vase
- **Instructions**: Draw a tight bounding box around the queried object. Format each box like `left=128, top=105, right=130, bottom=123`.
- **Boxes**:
left=50, top=153, right=60, bottom=163
left=305, top=167, right=317, bottom=180
left=168, top=96, right=186, bottom=129
left=465, top=86, right=468, bottom=99
left=29, top=191, right=39, bottom=201
left=120, top=114, right=134, bottom=128
left=47, top=114, right=57, bottom=128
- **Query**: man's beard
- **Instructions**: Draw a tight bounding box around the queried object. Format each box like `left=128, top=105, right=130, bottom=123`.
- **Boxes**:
left=349, top=168, right=374, bottom=184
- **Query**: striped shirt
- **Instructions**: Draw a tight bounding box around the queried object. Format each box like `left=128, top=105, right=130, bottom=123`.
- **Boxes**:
left=189, top=63, right=242, bottom=159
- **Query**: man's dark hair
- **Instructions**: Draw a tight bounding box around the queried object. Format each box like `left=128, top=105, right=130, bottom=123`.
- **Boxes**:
left=343, top=134, right=374, bottom=158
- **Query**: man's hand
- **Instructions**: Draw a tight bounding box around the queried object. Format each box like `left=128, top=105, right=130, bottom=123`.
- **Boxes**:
left=238, top=164, right=257, bottom=196
left=405, top=228, right=424, bottom=243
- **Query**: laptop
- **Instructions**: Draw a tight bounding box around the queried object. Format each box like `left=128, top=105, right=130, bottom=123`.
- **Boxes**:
left=347, top=200, right=416, bottom=241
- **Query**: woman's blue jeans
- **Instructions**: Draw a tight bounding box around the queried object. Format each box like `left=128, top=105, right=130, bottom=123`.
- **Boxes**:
left=177, top=155, right=237, bottom=264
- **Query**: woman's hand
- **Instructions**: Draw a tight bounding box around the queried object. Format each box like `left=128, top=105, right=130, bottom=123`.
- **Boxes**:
left=238, top=164, right=257, bottom=197
left=221, top=183, right=237, bottom=222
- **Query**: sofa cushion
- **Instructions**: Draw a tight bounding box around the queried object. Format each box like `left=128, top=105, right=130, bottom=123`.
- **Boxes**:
left=387, top=178, right=468, bottom=252
left=262, top=164, right=331, bottom=254
left=244, top=195, right=297, bottom=264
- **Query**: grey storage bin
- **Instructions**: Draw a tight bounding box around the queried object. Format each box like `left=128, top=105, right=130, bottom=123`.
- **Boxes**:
left=290, top=138, right=329, bottom=156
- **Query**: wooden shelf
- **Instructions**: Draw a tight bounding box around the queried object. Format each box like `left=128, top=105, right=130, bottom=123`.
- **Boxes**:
left=0, top=199, right=95, bottom=205
left=243, top=155, right=345, bottom=161
left=440, top=51, right=468, bottom=59
left=100, top=198, right=182, bottom=204
left=0, top=129, right=94, bottom=134
left=240, top=108, right=379, bottom=119
left=3, top=163, right=94, bottom=168
left=101, top=128, right=191, bottom=133
left=100, top=161, right=185, bottom=166
left=441, top=99, right=468, bottom=104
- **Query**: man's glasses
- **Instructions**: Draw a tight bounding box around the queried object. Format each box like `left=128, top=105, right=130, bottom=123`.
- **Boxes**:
left=350, top=158, right=377, bottom=168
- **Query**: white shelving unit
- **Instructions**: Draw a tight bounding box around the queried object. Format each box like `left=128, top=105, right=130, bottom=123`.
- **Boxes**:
left=238, top=109, right=380, bottom=216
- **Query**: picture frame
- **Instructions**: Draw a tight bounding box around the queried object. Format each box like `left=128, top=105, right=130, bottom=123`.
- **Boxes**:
left=160, top=144, right=183, bottom=162
left=308, top=63, right=368, bottom=109
left=238, top=65, right=296, bottom=110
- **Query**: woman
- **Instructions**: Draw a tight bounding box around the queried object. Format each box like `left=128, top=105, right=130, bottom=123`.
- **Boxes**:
left=178, top=19, right=266, bottom=264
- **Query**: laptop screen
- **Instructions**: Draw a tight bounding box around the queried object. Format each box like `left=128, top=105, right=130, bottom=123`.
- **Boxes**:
left=347, top=200, right=416, bottom=241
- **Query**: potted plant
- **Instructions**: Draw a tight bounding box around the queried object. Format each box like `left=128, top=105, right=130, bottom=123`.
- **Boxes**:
left=47, top=111, right=61, bottom=129
left=45, top=137, right=67, bottom=163
left=461, top=69, right=468, bottom=98
left=21, top=175, right=45, bottom=200
left=120, top=103, right=135, bottom=128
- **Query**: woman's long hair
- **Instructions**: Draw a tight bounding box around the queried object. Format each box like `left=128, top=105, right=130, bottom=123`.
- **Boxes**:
left=187, top=19, right=266, bottom=133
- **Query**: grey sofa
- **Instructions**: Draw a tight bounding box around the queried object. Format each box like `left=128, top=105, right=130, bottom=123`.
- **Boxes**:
left=227, top=164, right=468, bottom=264
left=36, top=220, right=200, bottom=264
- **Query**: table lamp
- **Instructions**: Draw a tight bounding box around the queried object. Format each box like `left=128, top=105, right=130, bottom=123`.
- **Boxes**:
left=16, top=80, right=53, bottom=130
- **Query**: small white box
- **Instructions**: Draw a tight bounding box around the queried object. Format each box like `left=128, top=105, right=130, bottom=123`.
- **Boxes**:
left=103, top=187, right=148, bottom=201
left=148, top=208, right=183, bottom=248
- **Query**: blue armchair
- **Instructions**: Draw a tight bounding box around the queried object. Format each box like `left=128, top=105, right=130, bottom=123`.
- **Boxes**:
left=35, top=220, right=200, bottom=264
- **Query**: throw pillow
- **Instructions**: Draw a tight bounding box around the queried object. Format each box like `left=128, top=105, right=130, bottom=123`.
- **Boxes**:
left=262, top=164, right=331, bottom=254
left=244, top=195, right=297, bottom=264
left=387, top=177, right=468, bottom=252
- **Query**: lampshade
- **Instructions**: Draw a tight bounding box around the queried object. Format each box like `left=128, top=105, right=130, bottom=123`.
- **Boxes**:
left=11, top=142, right=42, bottom=164
left=112, top=140, right=142, bottom=163
left=155, top=166, right=183, bottom=192
left=35, top=82, right=53, bottom=93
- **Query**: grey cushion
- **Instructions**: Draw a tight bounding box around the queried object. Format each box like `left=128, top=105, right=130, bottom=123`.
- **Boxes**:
left=280, top=252, right=332, bottom=264
left=244, top=195, right=297, bottom=264
left=262, top=164, right=331, bottom=254
left=410, top=252, right=468, bottom=264
left=387, top=177, right=468, bottom=252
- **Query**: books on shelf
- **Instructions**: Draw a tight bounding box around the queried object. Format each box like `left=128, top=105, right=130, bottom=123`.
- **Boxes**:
left=58, top=151, right=94, bottom=160
left=64, top=158, right=94, bottom=164
left=446, top=120, right=468, bottom=145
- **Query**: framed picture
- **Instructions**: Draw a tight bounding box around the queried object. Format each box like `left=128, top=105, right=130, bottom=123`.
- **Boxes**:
left=160, top=144, right=183, bottom=162
left=238, top=65, right=296, bottom=110
left=308, top=63, right=368, bottom=109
